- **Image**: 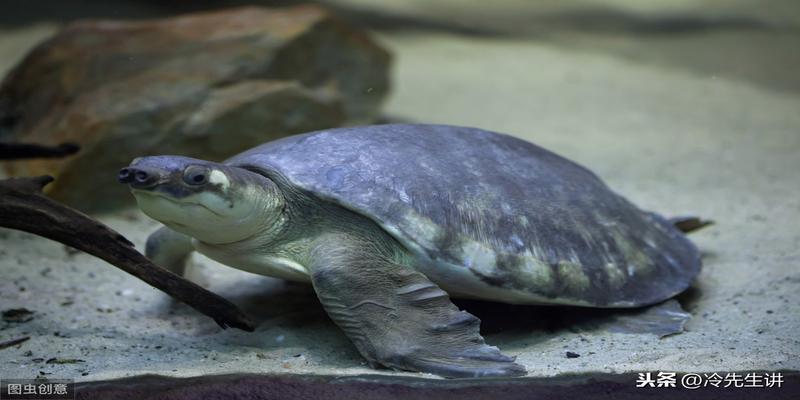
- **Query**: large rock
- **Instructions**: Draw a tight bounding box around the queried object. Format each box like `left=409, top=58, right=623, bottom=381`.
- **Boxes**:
left=0, top=5, right=391, bottom=211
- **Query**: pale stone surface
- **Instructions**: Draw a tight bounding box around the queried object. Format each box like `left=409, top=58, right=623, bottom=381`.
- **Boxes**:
left=1, top=1, right=798, bottom=383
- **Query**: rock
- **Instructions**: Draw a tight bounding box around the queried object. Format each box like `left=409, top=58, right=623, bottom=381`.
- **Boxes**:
left=0, top=5, right=391, bottom=211
left=2, top=308, right=35, bottom=323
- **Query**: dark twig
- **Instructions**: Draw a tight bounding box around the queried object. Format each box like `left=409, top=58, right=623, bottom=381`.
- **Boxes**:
left=0, top=336, right=30, bottom=350
left=670, top=216, right=714, bottom=233
left=0, top=142, right=81, bottom=160
left=0, top=176, right=254, bottom=331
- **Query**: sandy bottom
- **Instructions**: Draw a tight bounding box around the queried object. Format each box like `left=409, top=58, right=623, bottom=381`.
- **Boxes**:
left=2, top=0, right=799, bottom=383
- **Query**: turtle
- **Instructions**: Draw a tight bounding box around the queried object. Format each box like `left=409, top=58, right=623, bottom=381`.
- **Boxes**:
left=118, top=124, right=702, bottom=378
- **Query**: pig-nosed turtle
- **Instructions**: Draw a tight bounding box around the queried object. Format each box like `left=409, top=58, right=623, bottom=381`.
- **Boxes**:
left=119, top=124, right=702, bottom=378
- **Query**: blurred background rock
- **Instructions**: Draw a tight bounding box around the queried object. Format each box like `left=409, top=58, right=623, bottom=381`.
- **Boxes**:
left=2, top=0, right=799, bottom=91
left=0, top=4, right=390, bottom=211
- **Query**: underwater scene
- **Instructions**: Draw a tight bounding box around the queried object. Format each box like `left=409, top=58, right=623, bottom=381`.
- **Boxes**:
left=1, top=1, right=798, bottom=399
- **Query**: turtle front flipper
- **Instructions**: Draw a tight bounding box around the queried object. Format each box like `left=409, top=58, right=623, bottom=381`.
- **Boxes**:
left=308, top=235, right=527, bottom=378
left=145, top=225, right=194, bottom=276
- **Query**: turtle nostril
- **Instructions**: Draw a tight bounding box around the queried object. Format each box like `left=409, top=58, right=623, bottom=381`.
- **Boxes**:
left=118, top=168, right=133, bottom=183
left=135, top=170, right=149, bottom=183
left=121, top=166, right=159, bottom=187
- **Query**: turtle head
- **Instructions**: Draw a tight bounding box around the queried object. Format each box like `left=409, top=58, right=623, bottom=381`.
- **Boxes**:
left=119, top=156, right=286, bottom=244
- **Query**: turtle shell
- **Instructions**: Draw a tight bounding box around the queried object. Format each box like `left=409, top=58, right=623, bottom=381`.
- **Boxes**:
left=227, top=124, right=700, bottom=307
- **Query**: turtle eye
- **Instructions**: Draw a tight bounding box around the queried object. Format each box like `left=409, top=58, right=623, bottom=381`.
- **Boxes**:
left=183, top=165, right=210, bottom=186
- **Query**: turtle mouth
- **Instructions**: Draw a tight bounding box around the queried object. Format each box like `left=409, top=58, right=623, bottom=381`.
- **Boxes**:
left=131, top=188, right=225, bottom=217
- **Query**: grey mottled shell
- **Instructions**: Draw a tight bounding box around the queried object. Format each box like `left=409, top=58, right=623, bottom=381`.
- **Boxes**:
left=227, top=124, right=700, bottom=307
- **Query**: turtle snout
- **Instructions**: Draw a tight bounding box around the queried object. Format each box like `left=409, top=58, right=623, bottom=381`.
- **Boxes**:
left=118, top=166, right=161, bottom=188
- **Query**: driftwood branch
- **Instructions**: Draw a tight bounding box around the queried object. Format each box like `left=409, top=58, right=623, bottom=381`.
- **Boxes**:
left=0, top=142, right=81, bottom=160
left=0, top=175, right=254, bottom=331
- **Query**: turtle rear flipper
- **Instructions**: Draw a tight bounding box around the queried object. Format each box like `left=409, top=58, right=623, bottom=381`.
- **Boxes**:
left=309, top=235, right=526, bottom=378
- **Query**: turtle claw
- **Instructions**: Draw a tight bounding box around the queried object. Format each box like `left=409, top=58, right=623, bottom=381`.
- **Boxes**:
left=409, top=359, right=527, bottom=379
left=390, top=348, right=527, bottom=378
